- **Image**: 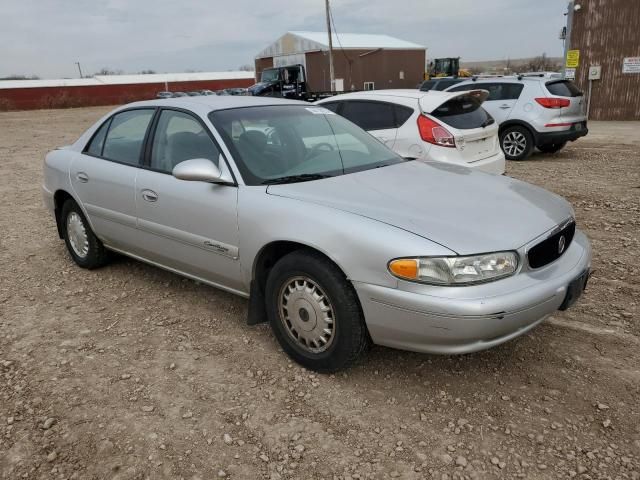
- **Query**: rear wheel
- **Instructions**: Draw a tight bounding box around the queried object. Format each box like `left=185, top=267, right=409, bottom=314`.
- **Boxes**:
left=537, top=142, right=567, bottom=154
left=61, top=200, right=109, bottom=269
left=265, top=250, right=370, bottom=372
left=500, top=126, right=534, bottom=160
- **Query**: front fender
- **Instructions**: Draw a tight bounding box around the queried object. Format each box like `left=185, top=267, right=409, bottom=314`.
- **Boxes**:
left=237, top=187, right=455, bottom=291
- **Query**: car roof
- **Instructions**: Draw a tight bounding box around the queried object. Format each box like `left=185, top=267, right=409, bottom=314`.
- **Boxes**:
left=126, top=95, right=306, bottom=112
left=454, top=74, right=562, bottom=86
left=318, top=89, right=490, bottom=113
left=320, top=89, right=466, bottom=101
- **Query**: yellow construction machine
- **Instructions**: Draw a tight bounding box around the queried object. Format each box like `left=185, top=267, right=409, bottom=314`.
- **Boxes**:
left=425, top=57, right=472, bottom=80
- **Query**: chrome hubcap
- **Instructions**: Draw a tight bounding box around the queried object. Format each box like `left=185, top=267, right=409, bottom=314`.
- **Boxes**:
left=278, top=276, right=335, bottom=353
left=503, top=131, right=527, bottom=157
left=66, top=212, right=89, bottom=258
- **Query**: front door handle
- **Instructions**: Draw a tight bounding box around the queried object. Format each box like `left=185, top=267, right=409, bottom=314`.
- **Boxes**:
left=76, top=172, right=89, bottom=183
left=499, top=104, right=511, bottom=109
left=141, top=189, right=158, bottom=203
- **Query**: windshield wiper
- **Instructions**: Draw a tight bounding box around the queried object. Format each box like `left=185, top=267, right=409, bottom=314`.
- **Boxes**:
left=262, top=173, right=332, bottom=185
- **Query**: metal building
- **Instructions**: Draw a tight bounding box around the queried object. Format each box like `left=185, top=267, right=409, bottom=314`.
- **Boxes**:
left=0, top=71, right=255, bottom=111
left=255, top=31, right=426, bottom=92
left=566, top=0, right=640, bottom=120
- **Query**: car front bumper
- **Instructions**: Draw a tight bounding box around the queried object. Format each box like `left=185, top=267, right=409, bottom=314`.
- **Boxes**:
left=353, top=230, right=591, bottom=355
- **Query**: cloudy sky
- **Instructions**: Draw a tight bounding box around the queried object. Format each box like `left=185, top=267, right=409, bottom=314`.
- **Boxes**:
left=2, top=0, right=568, bottom=78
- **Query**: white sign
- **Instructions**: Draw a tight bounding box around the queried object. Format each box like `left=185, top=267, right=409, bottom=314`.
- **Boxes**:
left=623, top=57, right=640, bottom=74
left=565, top=68, right=576, bottom=80
left=588, top=65, right=601, bottom=80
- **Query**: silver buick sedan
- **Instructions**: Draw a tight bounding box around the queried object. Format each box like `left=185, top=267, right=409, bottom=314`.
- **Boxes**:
left=42, top=96, right=591, bottom=372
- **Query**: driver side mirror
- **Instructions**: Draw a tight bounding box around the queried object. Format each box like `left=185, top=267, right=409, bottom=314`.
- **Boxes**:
left=172, top=157, right=234, bottom=184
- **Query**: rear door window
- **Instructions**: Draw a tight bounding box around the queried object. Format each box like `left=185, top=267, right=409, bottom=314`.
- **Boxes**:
left=431, top=97, right=493, bottom=130
left=450, top=82, right=523, bottom=101
left=394, top=105, right=414, bottom=127
left=478, top=83, right=504, bottom=101
left=85, top=119, right=111, bottom=156
left=340, top=101, right=396, bottom=131
left=447, top=83, right=476, bottom=92
left=546, top=80, right=583, bottom=97
left=102, top=109, right=155, bottom=166
left=500, top=83, right=524, bottom=100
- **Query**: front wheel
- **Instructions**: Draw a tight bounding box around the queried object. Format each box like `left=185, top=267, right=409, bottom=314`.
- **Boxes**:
left=537, top=142, right=567, bottom=154
left=265, top=250, right=370, bottom=372
left=500, top=126, right=534, bottom=160
left=61, top=200, right=109, bottom=269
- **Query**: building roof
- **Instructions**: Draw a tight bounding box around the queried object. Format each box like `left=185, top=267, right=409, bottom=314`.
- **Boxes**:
left=0, top=71, right=255, bottom=90
left=289, top=31, right=425, bottom=50
left=256, top=31, right=425, bottom=59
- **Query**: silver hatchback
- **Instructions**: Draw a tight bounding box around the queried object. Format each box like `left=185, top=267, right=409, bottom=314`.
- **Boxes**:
left=43, top=96, right=592, bottom=372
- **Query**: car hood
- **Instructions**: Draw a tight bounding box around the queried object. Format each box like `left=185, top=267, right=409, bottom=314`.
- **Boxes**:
left=267, top=161, right=573, bottom=254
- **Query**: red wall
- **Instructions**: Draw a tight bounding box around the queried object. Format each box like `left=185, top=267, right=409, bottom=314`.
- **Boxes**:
left=0, top=78, right=255, bottom=111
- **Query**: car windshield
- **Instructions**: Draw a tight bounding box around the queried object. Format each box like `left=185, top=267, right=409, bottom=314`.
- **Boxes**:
left=261, top=69, right=279, bottom=82
left=209, top=105, right=405, bottom=185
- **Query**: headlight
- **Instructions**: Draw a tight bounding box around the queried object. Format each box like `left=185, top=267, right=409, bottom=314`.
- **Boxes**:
left=388, top=252, right=518, bottom=285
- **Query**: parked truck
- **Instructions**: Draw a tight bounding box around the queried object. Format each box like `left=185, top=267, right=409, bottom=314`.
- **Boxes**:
left=248, top=64, right=339, bottom=101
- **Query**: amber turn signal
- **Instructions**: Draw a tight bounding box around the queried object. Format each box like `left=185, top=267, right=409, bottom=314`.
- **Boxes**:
left=388, top=259, right=419, bottom=280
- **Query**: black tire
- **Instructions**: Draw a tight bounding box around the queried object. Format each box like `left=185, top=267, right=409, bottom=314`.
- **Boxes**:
left=60, top=199, right=109, bottom=269
left=537, top=142, right=567, bottom=154
left=265, top=250, right=370, bottom=372
left=500, top=125, right=534, bottom=160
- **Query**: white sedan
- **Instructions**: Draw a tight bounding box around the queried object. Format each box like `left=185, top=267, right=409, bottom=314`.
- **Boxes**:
left=317, top=89, right=505, bottom=174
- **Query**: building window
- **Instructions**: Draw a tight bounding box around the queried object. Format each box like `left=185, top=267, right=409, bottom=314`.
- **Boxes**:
left=364, top=82, right=375, bottom=91
left=399, top=70, right=405, bottom=80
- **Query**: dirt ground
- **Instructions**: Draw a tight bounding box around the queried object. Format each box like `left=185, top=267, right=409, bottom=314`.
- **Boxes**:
left=1, top=106, right=639, bottom=480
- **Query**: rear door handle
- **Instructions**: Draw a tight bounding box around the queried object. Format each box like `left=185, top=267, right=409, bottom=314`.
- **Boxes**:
left=499, top=104, right=511, bottom=109
left=141, top=189, right=158, bottom=202
left=76, top=172, right=89, bottom=183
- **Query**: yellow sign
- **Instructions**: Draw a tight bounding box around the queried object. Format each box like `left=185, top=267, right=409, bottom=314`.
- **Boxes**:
left=566, top=50, right=580, bottom=68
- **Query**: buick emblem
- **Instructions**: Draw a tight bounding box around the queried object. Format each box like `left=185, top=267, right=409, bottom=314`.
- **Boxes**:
left=558, top=235, right=566, bottom=254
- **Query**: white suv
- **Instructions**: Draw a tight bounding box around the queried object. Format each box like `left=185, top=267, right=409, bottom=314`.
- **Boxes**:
left=316, top=90, right=505, bottom=174
left=444, top=75, right=588, bottom=160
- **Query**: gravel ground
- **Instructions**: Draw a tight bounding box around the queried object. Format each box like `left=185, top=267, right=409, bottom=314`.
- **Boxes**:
left=0, top=107, right=639, bottom=480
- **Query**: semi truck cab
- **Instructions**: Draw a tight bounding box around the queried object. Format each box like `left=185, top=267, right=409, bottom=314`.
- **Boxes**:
left=248, top=64, right=309, bottom=99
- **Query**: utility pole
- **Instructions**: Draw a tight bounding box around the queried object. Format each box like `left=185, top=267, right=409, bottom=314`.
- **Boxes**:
left=75, top=62, right=84, bottom=79
left=562, top=1, right=574, bottom=78
left=325, top=0, right=335, bottom=91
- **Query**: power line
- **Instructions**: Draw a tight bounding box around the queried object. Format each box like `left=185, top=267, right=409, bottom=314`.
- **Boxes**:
left=328, top=4, right=353, bottom=63
left=328, top=3, right=355, bottom=88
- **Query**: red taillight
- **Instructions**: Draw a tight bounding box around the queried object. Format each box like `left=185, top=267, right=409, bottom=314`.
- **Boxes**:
left=417, top=115, right=455, bottom=148
left=535, top=97, right=571, bottom=109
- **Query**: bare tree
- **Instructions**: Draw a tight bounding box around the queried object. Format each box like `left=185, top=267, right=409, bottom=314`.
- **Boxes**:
left=94, top=68, right=124, bottom=76
left=465, top=67, right=483, bottom=76
left=138, top=69, right=157, bottom=74
left=524, top=53, right=562, bottom=72
left=237, top=64, right=254, bottom=72
left=0, top=74, right=40, bottom=80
